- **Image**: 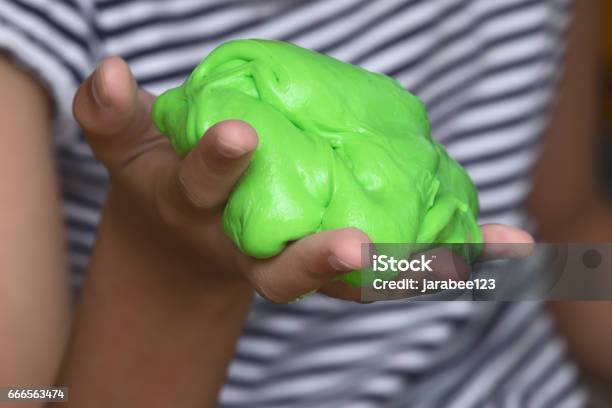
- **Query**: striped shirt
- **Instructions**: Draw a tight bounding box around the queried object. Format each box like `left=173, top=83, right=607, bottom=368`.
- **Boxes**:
left=0, top=0, right=586, bottom=406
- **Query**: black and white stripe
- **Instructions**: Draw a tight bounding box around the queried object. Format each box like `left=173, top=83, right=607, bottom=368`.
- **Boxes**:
left=0, top=0, right=585, bottom=406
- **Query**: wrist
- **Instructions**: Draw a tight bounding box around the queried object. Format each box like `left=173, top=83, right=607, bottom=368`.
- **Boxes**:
left=86, top=193, right=254, bottom=326
left=62, top=191, right=254, bottom=406
left=90, top=187, right=253, bottom=296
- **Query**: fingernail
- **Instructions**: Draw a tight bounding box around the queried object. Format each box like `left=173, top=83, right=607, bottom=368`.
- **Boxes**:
left=91, top=66, right=106, bottom=107
left=216, top=132, right=252, bottom=158
left=328, top=255, right=359, bottom=271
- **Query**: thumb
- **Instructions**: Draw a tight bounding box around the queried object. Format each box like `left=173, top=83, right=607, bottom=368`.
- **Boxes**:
left=249, top=228, right=370, bottom=303
left=73, top=57, right=162, bottom=171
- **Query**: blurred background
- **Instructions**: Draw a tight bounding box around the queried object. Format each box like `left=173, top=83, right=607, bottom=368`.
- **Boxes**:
left=602, top=1, right=612, bottom=196
left=591, top=3, right=612, bottom=405
left=574, top=4, right=612, bottom=406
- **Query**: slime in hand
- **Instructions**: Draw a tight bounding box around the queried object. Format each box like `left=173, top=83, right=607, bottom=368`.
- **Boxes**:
left=152, top=39, right=482, bottom=286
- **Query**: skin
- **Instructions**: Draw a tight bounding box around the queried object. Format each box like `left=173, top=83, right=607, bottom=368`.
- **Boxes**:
left=0, top=55, right=70, bottom=396
left=62, top=59, right=531, bottom=407
left=0, top=2, right=607, bottom=405
left=529, top=0, right=612, bottom=387
left=0, top=55, right=530, bottom=407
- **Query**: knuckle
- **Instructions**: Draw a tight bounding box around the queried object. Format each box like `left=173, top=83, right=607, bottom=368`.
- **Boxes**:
left=256, top=285, right=286, bottom=304
left=197, top=147, right=231, bottom=175
left=156, top=194, right=186, bottom=230
left=251, top=272, right=287, bottom=304
left=302, top=261, right=332, bottom=283
left=155, top=174, right=191, bottom=229
left=177, top=171, right=216, bottom=210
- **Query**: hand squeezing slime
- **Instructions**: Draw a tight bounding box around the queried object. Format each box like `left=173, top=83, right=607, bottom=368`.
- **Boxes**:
left=152, top=39, right=482, bottom=286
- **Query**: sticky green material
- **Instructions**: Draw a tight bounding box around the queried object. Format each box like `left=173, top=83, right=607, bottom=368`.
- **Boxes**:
left=152, top=39, right=482, bottom=286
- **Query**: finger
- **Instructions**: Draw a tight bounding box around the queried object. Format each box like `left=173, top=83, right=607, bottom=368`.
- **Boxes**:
left=421, top=247, right=471, bottom=281
left=176, top=120, right=258, bottom=210
left=249, top=228, right=369, bottom=303
left=479, top=223, right=535, bottom=261
left=318, top=281, right=367, bottom=303
left=73, top=57, right=165, bottom=171
left=320, top=247, right=470, bottom=302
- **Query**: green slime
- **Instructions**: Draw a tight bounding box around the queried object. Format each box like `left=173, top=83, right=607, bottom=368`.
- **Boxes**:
left=152, top=39, right=482, bottom=286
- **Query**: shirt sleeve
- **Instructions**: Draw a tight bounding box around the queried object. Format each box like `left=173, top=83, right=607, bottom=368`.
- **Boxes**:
left=0, top=0, right=98, bottom=147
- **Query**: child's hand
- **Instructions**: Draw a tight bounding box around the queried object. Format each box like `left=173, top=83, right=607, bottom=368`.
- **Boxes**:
left=74, top=57, right=533, bottom=303
left=74, top=57, right=374, bottom=303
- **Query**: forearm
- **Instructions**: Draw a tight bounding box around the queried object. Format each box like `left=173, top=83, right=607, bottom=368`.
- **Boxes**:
left=54, top=193, right=253, bottom=407
left=523, top=0, right=612, bottom=384
left=549, top=302, right=612, bottom=384
left=0, top=56, right=70, bottom=387
left=548, top=201, right=612, bottom=384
